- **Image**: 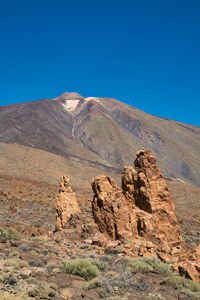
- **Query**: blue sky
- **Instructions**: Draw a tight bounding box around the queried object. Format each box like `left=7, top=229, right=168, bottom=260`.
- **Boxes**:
left=0, top=0, right=200, bottom=126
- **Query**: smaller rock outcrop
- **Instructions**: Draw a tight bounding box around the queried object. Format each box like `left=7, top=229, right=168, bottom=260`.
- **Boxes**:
left=55, top=176, right=80, bottom=231
left=173, top=245, right=200, bottom=282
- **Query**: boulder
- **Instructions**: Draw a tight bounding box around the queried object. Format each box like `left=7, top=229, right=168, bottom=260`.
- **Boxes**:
left=173, top=245, right=200, bottom=282
left=178, top=262, right=200, bottom=282
left=55, top=176, right=80, bottom=231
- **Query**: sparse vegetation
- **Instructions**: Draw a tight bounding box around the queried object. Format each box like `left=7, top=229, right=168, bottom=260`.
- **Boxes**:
left=34, top=220, right=44, bottom=228
left=129, top=256, right=173, bottom=275
left=4, top=258, right=29, bottom=269
left=0, top=291, right=30, bottom=300
left=28, top=282, right=57, bottom=299
left=102, top=268, right=151, bottom=296
left=0, top=228, right=20, bottom=241
left=8, top=250, right=20, bottom=258
left=106, top=297, right=121, bottom=300
left=109, top=257, right=130, bottom=272
left=0, top=272, right=17, bottom=285
left=46, top=262, right=58, bottom=273
left=92, top=258, right=108, bottom=271
left=166, top=275, right=200, bottom=296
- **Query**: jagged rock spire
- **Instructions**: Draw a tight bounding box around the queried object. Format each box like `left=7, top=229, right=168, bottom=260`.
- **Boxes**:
left=55, top=175, right=80, bottom=231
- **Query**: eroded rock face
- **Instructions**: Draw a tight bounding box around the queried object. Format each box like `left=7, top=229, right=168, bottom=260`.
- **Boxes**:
left=129, top=150, right=183, bottom=251
left=92, top=176, right=135, bottom=240
left=55, top=176, right=80, bottom=231
left=92, top=149, right=184, bottom=257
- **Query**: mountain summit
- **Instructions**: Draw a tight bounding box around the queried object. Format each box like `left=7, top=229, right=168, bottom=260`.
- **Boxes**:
left=0, top=92, right=199, bottom=186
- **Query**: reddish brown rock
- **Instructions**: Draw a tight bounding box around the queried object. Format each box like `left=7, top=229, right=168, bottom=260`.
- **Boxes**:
left=92, top=232, right=108, bottom=246
left=130, top=150, right=183, bottom=254
left=186, top=245, right=200, bottom=262
left=178, top=262, right=200, bottom=282
left=55, top=176, right=80, bottom=231
left=173, top=245, right=200, bottom=282
left=92, top=175, right=136, bottom=240
left=128, top=150, right=175, bottom=213
left=92, top=149, right=184, bottom=258
left=121, top=166, right=137, bottom=203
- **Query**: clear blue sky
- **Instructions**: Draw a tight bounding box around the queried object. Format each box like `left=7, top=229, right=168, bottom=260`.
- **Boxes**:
left=0, top=0, right=200, bottom=126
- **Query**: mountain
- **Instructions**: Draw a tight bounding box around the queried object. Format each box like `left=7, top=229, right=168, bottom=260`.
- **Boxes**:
left=0, top=96, right=200, bottom=299
left=0, top=91, right=200, bottom=186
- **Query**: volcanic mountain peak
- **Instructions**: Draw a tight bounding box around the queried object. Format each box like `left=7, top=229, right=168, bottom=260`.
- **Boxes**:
left=53, top=91, right=84, bottom=101
left=53, top=91, right=85, bottom=112
left=52, top=92, right=105, bottom=113
left=0, top=91, right=199, bottom=187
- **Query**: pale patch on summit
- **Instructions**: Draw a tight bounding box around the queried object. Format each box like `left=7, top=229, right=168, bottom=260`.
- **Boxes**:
left=85, top=97, right=99, bottom=101
left=61, top=99, right=80, bottom=112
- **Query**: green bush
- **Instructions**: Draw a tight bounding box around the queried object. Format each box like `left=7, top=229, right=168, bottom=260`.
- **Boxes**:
left=129, top=256, right=172, bottom=275
left=166, top=275, right=200, bottom=295
left=92, top=258, right=107, bottom=271
left=62, top=258, right=99, bottom=280
left=0, top=228, right=20, bottom=241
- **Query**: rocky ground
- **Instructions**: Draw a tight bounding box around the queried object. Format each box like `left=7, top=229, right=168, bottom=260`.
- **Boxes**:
left=1, top=234, right=200, bottom=300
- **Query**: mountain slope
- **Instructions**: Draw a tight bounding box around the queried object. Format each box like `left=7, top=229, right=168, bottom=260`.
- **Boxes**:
left=0, top=92, right=200, bottom=186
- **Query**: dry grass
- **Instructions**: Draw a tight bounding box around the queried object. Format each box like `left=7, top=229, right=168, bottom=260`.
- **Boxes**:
left=4, top=258, right=29, bottom=269
left=0, top=291, right=30, bottom=300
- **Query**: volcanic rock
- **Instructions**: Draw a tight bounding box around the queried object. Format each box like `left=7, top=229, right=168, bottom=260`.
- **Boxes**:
left=55, top=176, right=80, bottom=231
left=92, top=175, right=135, bottom=240
left=178, top=262, right=200, bottom=282
left=129, top=150, right=183, bottom=253
left=173, top=245, right=200, bottom=282
left=92, top=149, right=184, bottom=257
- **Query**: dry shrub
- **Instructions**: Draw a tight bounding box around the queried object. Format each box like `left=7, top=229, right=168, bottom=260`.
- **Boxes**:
left=0, top=291, right=29, bottom=300
left=62, top=258, right=99, bottom=280
left=129, top=256, right=172, bottom=275
left=0, top=228, right=20, bottom=241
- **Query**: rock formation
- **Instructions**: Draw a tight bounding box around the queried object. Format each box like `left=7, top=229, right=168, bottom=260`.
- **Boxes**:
left=92, top=150, right=184, bottom=258
left=92, top=175, right=135, bottom=240
left=55, top=176, right=80, bottom=231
